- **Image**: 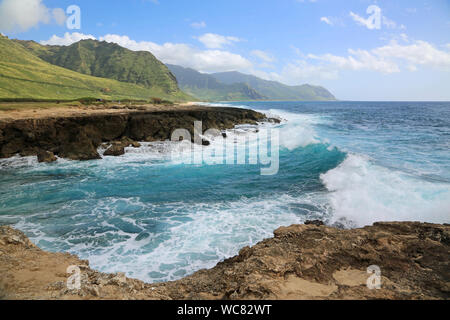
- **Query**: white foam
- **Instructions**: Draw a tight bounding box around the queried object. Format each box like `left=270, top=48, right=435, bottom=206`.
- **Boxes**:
left=75, top=192, right=329, bottom=282
left=279, top=123, right=320, bottom=150
left=0, top=155, right=39, bottom=169
left=259, top=108, right=331, bottom=150
left=4, top=102, right=448, bottom=284
left=195, top=102, right=249, bottom=109
left=321, top=154, right=450, bottom=227
left=195, top=104, right=326, bottom=151
left=10, top=190, right=329, bottom=283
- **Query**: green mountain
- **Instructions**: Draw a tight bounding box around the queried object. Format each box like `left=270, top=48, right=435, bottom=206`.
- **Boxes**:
left=212, top=71, right=336, bottom=101
left=166, top=64, right=266, bottom=101
left=0, top=35, right=190, bottom=101
left=15, top=39, right=182, bottom=95
left=167, top=64, right=336, bottom=101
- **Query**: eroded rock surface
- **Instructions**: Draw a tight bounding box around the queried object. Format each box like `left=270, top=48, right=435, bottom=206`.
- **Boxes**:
left=0, top=222, right=448, bottom=300
left=37, top=150, right=57, bottom=163
left=0, top=106, right=267, bottom=161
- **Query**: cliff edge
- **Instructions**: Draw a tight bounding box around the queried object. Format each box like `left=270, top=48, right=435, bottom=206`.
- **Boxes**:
left=0, top=222, right=448, bottom=300
left=0, top=104, right=267, bottom=161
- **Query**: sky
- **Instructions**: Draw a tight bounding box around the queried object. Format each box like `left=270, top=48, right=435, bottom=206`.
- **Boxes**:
left=0, top=0, right=449, bottom=101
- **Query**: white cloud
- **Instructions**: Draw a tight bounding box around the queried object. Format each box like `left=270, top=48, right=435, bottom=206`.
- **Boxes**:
left=320, top=17, right=333, bottom=26
left=40, top=31, right=450, bottom=90
left=52, top=8, right=66, bottom=26
left=400, top=33, right=409, bottom=42
left=190, top=21, right=206, bottom=29
left=274, top=39, right=450, bottom=85
left=40, top=32, right=96, bottom=46
left=99, top=34, right=252, bottom=73
left=276, top=60, right=339, bottom=84
left=349, top=11, right=378, bottom=30
left=0, top=0, right=65, bottom=32
left=196, top=33, right=241, bottom=49
left=350, top=7, right=398, bottom=30
left=382, top=16, right=397, bottom=29
left=373, top=40, right=450, bottom=68
left=40, top=32, right=252, bottom=73
left=256, top=37, right=450, bottom=87
left=251, top=50, right=275, bottom=63
left=312, top=50, right=400, bottom=73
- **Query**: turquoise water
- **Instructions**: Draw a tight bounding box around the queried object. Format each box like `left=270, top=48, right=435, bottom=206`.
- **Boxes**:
left=1, top=101, right=449, bottom=282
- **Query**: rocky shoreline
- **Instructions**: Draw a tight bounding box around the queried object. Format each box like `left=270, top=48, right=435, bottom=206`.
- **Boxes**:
left=0, top=104, right=269, bottom=161
left=0, top=104, right=448, bottom=300
left=0, top=222, right=448, bottom=300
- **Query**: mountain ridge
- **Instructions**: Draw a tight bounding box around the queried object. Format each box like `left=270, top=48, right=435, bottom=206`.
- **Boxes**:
left=6, top=35, right=335, bottom=102
left=14, top=39, right=181, bottom=95
left=166, top=64, right=266, bottom=101
left=0, top=35, right=190, bottom=101
left=167, top=65, right=336, bottom=101
left=212, top=71, right=336, bottom=101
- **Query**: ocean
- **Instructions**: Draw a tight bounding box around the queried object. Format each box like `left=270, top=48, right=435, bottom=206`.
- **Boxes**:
left=0, top=101, right=449, bottom=283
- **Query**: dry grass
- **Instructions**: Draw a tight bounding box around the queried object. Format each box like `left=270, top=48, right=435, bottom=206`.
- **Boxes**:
left=0, top=102, right=201, bottom=121
left=0, top=101, right=82, bottom=112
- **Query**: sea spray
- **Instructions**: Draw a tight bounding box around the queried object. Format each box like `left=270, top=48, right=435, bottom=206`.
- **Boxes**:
left=1, top=101, right=449, bottom=283
left=321, top=153, right=450, bottom=227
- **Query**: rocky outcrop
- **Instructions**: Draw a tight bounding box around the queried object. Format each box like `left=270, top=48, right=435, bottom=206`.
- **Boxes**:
left=37, top=150, right=57, bottom=163
left=0, top=106, right=267, bottom=161
left=0, top=222, right=448, bottom=300
left=103, top=145, right=125, bottom=157
left=102, top=137, right=142, bottom=157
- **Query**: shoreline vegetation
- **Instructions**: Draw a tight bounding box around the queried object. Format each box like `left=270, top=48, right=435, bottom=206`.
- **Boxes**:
left=0, top=221, right=448, bottom=300
left=0, top=35, right=193, bottom=103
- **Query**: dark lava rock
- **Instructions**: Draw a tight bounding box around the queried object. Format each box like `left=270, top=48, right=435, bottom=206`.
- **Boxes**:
left=305, top=220, right=325, bottom=226
left=119, top=137, right=141, bottom=148
left=0, top=106, right=266, bottom=161
left=104, top=145, right=125, bottom=156
left=130, top=141, right=141, bottom=148
left=267, top=117, right=281, bottom=124
left=37, top=150, right=57, bottom=163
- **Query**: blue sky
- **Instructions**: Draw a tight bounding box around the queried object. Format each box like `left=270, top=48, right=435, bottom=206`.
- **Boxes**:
left=1, top=0, right=449, bottom=100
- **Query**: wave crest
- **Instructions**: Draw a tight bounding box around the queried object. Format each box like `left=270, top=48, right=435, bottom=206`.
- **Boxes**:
left=321, top=154, right=450, bottom=227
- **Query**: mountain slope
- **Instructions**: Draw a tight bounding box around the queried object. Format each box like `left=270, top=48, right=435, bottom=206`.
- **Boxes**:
left=212, top=71, right=336, bottom=101
left=15, top=39, right=182, bottom=95
left=0, top=35, right=190, bottom=101
left=167, top=64, right=265, bottom=101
